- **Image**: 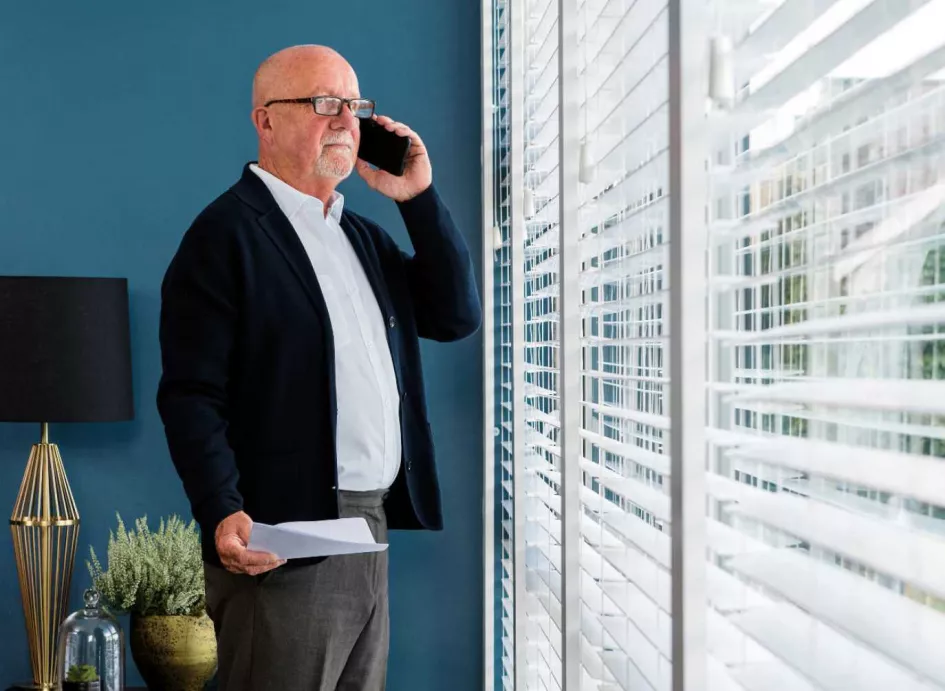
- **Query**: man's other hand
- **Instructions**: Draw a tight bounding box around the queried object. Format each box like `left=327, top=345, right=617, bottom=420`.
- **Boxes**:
left=215, top=510, right=286, bottom=576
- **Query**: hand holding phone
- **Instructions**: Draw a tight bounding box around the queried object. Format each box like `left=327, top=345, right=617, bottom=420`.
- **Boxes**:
left=357, top=118, right=411, bottom=176
left=355, top=115, right=433, bottom=202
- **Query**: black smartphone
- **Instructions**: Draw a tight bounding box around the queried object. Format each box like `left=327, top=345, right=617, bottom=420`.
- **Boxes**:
left=357, top=118, right=411, bottom=176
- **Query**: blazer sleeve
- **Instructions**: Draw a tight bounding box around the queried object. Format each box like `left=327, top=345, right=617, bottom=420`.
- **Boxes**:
left=156, top=210, right=244, bottom=536
left=384, top=184, right=482, bottom=342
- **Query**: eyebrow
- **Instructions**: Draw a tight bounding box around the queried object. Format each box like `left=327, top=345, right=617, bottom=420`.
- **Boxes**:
left=303, top=84, right=356, bottom=94
left=308, top=86, right=363, bottom=99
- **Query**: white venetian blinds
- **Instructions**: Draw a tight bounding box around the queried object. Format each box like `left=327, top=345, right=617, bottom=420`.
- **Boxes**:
left=491, top=0, right=676, bottom=687
left=492, top=0, right=567, bottom=687
left=489, top=0, right=945, bottom=690
left=706, top=0, right=945, bottom=689
left=490, top=0, right=519, bottom=688
left=577, top=0, right=673, bottom=688
left=520, top=0, right=564, bottom=686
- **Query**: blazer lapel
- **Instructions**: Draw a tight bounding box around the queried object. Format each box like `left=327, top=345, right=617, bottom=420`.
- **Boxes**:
left=257, top=208, right=331, bottom=318
left=231, top=164, right=333, bottom=325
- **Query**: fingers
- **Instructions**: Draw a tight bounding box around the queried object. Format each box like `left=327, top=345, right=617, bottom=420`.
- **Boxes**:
left=231, top=555, right=286, bottom=576
left=215, top=533, right=247, bottom=561
left=375, top=115, right=411, bottom=138
left=220, top=545, right=286, bottom=575
left=215, top=510, right=253, bottom=545
left=239, top=548, right=283, bottom=567
left=223, top=561, right=286, bottom=576
left=241, top=559, right=287, bottom=577
left=373, top=114, right=425, bottom=150
left=215, top=511, right=286, bottom=576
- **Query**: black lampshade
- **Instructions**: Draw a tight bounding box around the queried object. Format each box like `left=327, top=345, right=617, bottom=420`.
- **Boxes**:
left=0, top=276, right=134, bottom=423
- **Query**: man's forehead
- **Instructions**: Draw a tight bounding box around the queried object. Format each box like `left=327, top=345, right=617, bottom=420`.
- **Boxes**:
left=294, top=62, right=360, bottom=96
left=307, top=82, right=361, bottom=97
left=252, top=45, right=362, bottom=103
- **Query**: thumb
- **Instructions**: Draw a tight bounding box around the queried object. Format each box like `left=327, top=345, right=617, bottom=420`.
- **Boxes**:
left=216, top=531, right=246, bottom=560
left=356, top=158, right=383, bottom=188
left=235, top=514, right=253, bottom=544
left=220, top=531, right=244, bottom=548
left=217, top=511, right=251, bottom=543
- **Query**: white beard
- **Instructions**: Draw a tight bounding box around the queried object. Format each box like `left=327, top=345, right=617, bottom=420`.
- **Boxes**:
left=315, top=151, right=354, bottom=178
left=315, top=134, right=355, bottom=179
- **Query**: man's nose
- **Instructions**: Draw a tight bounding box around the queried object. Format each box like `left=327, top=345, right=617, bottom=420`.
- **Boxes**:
left=333, top=105, right=358, bottom=130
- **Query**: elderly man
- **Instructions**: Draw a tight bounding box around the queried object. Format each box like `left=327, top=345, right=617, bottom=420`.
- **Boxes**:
left=156, top=44, right=480, bottom=690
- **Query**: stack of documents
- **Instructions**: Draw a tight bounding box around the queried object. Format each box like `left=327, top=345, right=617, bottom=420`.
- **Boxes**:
left=247, top=517, right=388, bottom=559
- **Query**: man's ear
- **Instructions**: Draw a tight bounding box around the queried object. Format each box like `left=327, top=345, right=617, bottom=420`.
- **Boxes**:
left=251, top=107, right=275, bottom=143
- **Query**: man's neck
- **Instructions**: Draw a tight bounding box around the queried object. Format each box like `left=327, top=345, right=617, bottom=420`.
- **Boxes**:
left=256, top=157, right=338, bottom=216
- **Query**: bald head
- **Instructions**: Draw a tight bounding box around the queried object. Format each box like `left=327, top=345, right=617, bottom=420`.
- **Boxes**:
left=250, top=45, right=363, bottom=203
left=252, top=45, right=358, bottom=108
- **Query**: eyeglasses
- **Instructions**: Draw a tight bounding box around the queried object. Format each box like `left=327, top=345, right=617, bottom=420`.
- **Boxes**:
left=263, top=95, right=376, bottom=119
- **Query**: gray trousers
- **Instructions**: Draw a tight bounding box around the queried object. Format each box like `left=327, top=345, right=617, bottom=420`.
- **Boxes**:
left=204, top=490, right=389, bottom=691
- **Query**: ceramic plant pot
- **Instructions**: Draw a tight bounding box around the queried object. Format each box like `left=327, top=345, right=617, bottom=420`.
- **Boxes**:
left=129, top=614, right=217, bottom=691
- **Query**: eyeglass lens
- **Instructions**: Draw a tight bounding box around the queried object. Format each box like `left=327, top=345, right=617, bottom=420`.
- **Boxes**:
left=313, top=97, right=375, bottom=119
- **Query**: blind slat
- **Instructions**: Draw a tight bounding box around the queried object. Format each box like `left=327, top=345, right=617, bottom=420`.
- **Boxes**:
left=724, top=433, right=945, bottom=507
left=738, top=0, right=930, bottom=113
left=733, top=0, right=842, bottom=83
left=729, top=548, right=945, bottom=686
left=581, top=430, right=671, bottom=475
left=710, top=473, right=945, bottom=600
left=731, top=603, right=942, bottom=691
left=727, top=378, right=945, bottom=416
left=733, top=43, right=945, bottom=169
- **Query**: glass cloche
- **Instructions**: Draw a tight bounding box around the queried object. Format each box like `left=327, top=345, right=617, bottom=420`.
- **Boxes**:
left=57, top=588, right=124, bottom=691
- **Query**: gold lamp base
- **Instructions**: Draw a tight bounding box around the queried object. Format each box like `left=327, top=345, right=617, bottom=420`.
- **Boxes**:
left=9, top=423, right=80, bottom=691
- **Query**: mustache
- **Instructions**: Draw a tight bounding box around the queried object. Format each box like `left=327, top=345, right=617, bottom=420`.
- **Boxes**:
left=321, top=132, right=355, bottom=148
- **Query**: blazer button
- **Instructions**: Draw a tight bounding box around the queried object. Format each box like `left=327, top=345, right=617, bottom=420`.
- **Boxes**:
left=389, top=316, right=396, bottom=328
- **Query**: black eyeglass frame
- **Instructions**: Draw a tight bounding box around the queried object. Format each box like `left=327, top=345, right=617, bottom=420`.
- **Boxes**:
left=263, top=95, right=376, bottom=118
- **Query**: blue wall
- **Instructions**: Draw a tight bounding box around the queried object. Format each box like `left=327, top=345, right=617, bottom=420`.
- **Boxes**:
left=0, top=1, right=483, bottom=687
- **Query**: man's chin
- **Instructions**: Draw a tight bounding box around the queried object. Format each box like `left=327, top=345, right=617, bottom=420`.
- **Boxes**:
left=314, top=154, right=355, bottom=180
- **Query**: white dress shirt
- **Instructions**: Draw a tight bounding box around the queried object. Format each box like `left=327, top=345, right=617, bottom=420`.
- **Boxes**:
left=250, top=164, right=402, bottom=491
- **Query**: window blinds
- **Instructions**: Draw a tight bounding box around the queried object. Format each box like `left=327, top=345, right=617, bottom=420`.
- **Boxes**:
left=706, top=0, right=945, bottom=689
left=487, top=0, right=945, bottom=689
left=488, top=0, right=522, bottom=688
left=579, top=0, right=677, bottom=688
left=519, top=0, right=565, bottom=686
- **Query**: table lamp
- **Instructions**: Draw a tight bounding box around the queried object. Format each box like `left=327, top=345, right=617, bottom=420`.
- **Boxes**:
left=0, top=276, right=134, bottom=690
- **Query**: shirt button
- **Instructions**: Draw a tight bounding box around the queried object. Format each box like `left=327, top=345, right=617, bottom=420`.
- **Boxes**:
left=389, top=316, right=396, bottom=328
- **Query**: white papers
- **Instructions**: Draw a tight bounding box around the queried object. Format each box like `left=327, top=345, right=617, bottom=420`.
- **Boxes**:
left=247, top=517, right=388, bottom=559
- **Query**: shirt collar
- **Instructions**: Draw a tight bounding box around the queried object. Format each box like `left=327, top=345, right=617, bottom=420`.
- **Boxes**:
left=249, top=163, right=345, bottom=223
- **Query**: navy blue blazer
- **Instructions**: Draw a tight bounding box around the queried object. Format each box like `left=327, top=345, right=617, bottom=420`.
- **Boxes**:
left=157, top=163, right=481, bottom=565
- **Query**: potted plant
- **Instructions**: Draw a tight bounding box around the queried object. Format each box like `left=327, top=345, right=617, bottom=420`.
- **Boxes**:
left=88, top=514, right=216, bottom=691
left=63, top=664, right=101, bottom=691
